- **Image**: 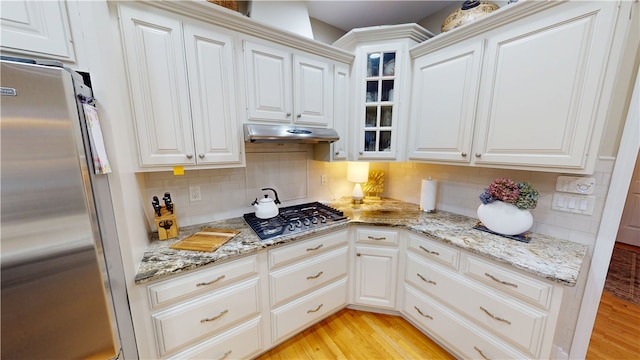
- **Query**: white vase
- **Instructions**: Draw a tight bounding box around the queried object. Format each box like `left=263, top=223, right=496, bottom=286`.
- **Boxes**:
left=477, top=201, right=533, bottom=236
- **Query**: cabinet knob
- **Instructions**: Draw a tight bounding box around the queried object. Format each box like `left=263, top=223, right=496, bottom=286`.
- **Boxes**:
left=359, top=151, right=364, bottom=155
left=297, top=113, right=302, bottom=118
left=461, top=152, right=467, bottom=157
left=475, top=153, right=482, bottom=158
left=356, top=253, right=361, bottom=256
left=198, top=154, right=205, bottom=159
left=186, top=154, right=193, bottom=159
left=335, top=151, right=340, bottom=156
left=286, top=112, right=291, bottom=117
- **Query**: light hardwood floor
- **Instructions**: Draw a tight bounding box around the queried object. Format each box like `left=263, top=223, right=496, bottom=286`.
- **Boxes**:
left=256, top=295, right=640, bottom=360
left=586, top=291, right=640, bottom=359
left=256, top=309, right=455, bottom=360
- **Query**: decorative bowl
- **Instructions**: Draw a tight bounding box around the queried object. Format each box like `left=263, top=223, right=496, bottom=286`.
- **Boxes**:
left=441, top=0, right=499, bottom=33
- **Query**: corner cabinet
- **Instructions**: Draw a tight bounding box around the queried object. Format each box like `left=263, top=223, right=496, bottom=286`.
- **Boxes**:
left=408, top=1, right=627, bottom=173
left=118, top=4, right=243, bottom=168
left=333, top=24, right=433, bottom=161
left=243, top=40, right=333, bottom=127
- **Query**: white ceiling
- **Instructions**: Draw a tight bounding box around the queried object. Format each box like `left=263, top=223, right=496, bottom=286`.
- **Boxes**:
left=305, top=1, right=455, bottom=31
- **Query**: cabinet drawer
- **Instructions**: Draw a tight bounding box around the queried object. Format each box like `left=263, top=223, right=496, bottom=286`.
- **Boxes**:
left=270, top=247, right=348, bottom=306
left=407, top=233, right=459, bottom=269
left=269, top=229, right=347, bottom=269
left=462, top=255, right=553, bottom=309
left=166, top=317, right=263, bottom=360
left=404, top=286, right=531, bottom=360
left=148, top=255, right=258, bottom=309
left=355, top=228, right=398, bottom=245
left=405, top=254, right=546, bottom=356
left=271, top=278, right=347, bottom=342
left=152, top=278, right=261, bottom=356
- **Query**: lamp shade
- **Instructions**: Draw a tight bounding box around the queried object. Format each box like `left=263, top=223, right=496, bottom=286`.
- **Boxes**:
left=347, top=162, right=369, bottom=183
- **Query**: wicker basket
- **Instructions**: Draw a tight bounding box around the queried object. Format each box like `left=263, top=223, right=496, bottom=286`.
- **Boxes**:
left=207, top=0, right=239, bottom=12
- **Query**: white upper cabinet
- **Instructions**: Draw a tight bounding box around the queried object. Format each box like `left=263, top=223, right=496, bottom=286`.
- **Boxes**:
left=0, top=0, right=75, bottom=61
left=408, top=1, right=624, bottom=173
left=472, top=2, right=618, bottom=170
left=183, top=23, right=242, bottom=165
left=119, top=4, right=242, bottom=168
left=331, top=65, right=351, bottom=160
left=408, top=39, right=483, bottom=162
left=244, top=41, right=333, bottom=127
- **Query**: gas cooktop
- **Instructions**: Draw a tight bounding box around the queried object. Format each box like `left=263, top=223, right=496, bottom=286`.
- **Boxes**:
left=243, top=202, right=348, bottom=240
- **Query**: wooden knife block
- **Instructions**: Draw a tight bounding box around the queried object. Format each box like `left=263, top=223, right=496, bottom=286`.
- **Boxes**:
left=154, top=206, right=179, bottom=240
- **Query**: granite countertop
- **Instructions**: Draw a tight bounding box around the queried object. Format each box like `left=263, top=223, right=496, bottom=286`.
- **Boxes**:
left=134, top=198, right=588, bottom=287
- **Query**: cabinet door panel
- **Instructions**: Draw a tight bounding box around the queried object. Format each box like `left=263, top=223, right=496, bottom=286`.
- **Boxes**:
left=408, top=40, right=482, bottom=162
left=0, top=0, right=74, bottom=60
left=244, top=41, right=292, bottom=123
left=119, top=6, right=194, bottom=166
left=331, top=65, right=350, bottom=160
left=293, top=55, right=332, bottom=126
left=184, top=22, right=242, bottom=165
left=354, top=245, right=398, bottom=309
left=474, top=3, right=616, bottom=168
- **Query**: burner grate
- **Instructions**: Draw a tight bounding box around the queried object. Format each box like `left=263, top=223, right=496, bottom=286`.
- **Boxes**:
left=243, top=202, right=346, bottom=240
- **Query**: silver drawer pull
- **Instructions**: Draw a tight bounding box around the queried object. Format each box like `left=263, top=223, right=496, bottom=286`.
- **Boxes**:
left=200, top=309, right=229, bottom=323
left=419, top=245, right=439, bottom=256
left=368, top=236, right=386, bottom=240
left=307, top=271, right=324, bottom=280
left=196, top=275, right=225, bottom=287
left=474, top=346, right=490, bottom=360
left=306, top=244, right=323, bottom=251
left=484, top=272, right=518, bottom=288
left=414, top=306, right=433, bottom=320
left=307, top=304, right=323, bottom=313
left=219, top=350, right=232, bottom=360
left=416, top=273, right=436, bottom=285
left=479, top=306, right=511, bottom=325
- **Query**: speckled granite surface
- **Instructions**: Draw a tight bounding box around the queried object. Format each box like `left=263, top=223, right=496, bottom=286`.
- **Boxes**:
left=135, top=198, right=588, bottom=286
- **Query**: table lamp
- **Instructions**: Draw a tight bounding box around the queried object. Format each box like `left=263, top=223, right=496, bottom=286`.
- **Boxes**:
left=347, top=162, right=369, bottom=204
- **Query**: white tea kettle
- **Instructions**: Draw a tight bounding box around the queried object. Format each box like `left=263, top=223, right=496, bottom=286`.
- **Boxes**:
left=252, top=187, right=281, bottom=219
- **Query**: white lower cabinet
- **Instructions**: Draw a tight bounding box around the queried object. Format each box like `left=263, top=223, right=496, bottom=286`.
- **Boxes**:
left=145, top=255, right=263, bottom=358
left=404, top=286, right=530, bottom=360
left=166, top=317, right=263, bottom=360
left=142, top=227, right=566, bottom=359
left=403, top=233, right=564, bottom=359
left=267, top=229, right=349, bottom=343
left=352, top=228, right=400, bottom=309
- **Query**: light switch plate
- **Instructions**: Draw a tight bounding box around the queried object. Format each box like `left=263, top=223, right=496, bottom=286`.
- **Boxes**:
left=551, top=192, right=595, bottom=215
left=555, top=176, right=596, bottom=194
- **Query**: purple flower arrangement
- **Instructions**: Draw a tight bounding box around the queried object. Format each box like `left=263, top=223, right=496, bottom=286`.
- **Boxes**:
left=479, top=178, right=539, bottom=210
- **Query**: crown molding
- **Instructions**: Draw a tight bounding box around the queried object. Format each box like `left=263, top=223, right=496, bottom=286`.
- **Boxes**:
left=333, top=23, right=435, bottom=51
left=410, top=0, right=563, bottom=58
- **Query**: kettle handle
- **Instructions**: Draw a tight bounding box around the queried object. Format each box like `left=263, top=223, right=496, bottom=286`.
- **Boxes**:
left=261, top=188, right=281, bottom=204
left=251, top=198, right=259, bottom=206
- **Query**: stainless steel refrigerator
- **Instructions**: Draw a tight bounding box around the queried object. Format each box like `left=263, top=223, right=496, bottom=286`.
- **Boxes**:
left=1, top=58, right=137, bottom=359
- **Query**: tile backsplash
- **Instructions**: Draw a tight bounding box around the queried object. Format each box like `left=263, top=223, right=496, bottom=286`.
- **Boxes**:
left=141, top=145, right=614, bottom=251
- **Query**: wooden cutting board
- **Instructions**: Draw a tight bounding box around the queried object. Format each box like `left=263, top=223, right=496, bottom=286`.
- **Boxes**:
left=170, top=228, right=241, bottom=252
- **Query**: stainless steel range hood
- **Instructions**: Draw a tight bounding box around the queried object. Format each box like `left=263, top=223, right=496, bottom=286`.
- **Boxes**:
left=243, top=124, right=339, bottom=143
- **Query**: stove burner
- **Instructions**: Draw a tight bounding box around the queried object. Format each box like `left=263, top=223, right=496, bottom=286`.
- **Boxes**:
left=243, top=202, right=347, bottom=240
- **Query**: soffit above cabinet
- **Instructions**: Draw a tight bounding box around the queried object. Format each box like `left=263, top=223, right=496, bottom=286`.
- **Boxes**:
left=137, top=0, right=355, bottom=64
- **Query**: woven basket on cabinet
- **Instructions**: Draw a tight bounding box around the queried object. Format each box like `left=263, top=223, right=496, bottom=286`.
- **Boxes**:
left=207, top=0, right=239, bottom=11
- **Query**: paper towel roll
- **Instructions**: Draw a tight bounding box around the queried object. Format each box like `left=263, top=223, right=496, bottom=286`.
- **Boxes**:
left=420, top=178, right=437, bottom=212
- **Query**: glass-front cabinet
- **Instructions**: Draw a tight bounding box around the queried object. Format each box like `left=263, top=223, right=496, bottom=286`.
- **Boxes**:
left=358, top=45, right=402, bottom=160
left=364, top=51, right=396, bottom=154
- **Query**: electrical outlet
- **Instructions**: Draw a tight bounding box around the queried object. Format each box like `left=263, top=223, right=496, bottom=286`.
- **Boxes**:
left=321, top=174, right=328, bottom=186
left=189, top=186, right=201, bottom=201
